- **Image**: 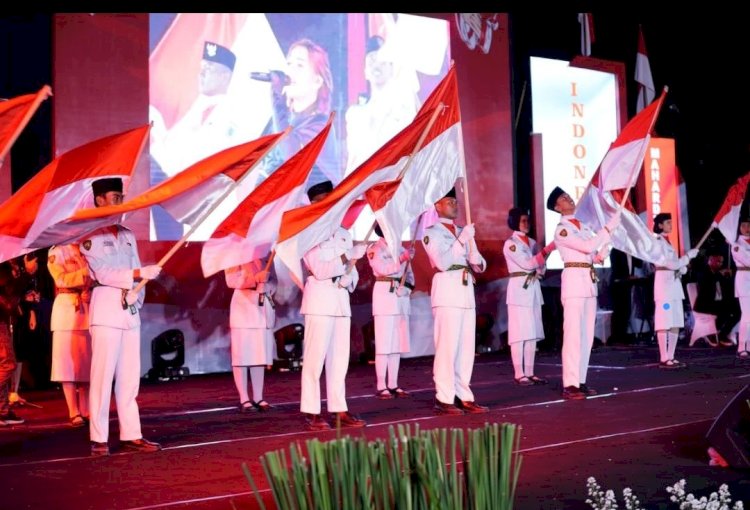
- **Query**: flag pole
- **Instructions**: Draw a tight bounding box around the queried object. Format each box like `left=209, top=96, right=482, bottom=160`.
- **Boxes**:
left=361, top=102, right=447, bottom=244
left=132, top=128, right=291, bottom=294
left=694, top=223, right=715, bottom=251
left=0, top=85, right=53, bottom=165
left=617, top=87, right=668, bottom=210
left=398, top=211, right=425, bottom=289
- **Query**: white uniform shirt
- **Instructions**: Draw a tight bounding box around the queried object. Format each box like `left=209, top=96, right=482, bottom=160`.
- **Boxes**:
left=300, top=227, right=359, bottom=317
left=422, top=220, right=486, bottom=309
left=732, top=235, right=750, bottom=298
left=48, top=243, right=93, bottom=331
left=225, top=258, right=276, bottom=329
left=80, top=225, right=143, bottom=330
left=503, top=231, right=544, bottom=307
left=653, top=234, right=688, bottom=302
left=554, top=215, right=611, bottom=299
left=367, top=237, right=414, bottom=316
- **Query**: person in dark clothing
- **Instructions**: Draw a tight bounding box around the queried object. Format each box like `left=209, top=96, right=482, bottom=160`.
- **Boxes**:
left=693, top=248, right=740, bottom=345
left=0, top=261, right=24, bottom=425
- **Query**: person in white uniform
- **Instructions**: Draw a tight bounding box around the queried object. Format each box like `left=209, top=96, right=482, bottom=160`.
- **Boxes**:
left=502, top=207, right=555, bottom=386
left=224, top=257, right=275, bottom=412
left=48, top=243, right=94, bottom=427
left=80, top=178, right=163, bottom=456
left=367, top=223, right=414, bottom=399
left=730, top=217, right=750, bottom=361
left=299, top=181, right=367, bottom=431
left=422, top=187, right=488, bottom=415
left=548, top=186, right=619, bottom=400
left=652, top=212, right=697, bottom=369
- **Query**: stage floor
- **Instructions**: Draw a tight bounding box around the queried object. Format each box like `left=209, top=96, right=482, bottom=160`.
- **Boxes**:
left=2, top=342, right=750, bottom=509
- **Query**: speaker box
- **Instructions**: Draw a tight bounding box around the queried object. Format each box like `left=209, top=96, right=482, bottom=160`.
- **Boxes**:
left=706, top=384, right=750, bottom=469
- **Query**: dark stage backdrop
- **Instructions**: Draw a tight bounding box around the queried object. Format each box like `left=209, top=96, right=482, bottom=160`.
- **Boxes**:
left=52, top=13, right=514, bottom=374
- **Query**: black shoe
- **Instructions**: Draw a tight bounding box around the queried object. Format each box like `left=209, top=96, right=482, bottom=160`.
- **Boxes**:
left=579, top=384, right=597, bottom=396
left=0, top=410, right=24, bottom=425
left=90, top=441, right=110, bottom=457
left=528, top=375, right=549, bottom=385
left=239, top=400, right=254, bottom=413
left=252, top=400, right=272, bottom=412
left=454, top=397, right=489, bottom=414
left=514, top=376, right=535, bottom=386
left=333, top=411, right=366, bottom=428
left=562, top=386, right=586, bottom=400
left=121, top=438, right=162, bottom=453
left=658, top=360, right=682, bottom=370
left=304, top=414, right=332, bottom=431
left=388, top=387, right=410, bottom=398
left=434, top=400, right=464, bottom=415
left=375, top=388, right=394, bottom=400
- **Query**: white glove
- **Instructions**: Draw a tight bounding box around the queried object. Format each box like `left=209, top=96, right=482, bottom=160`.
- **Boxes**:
left=139, top=265, right=161, bottom=280
left=687, top=248, right=699, bottom=259
left=395, top=285, right=411, bottom=297
left=605, top=213, right=621, bottom=232
left=349, top=243, right=367, bottom=260
left=458, top=223, right=475, bottom=244
left=125, top=290, right=138, bottom=306
left=679, top=265, right=688, bottom=275
left=254, top=270, right=270, bottom=284
left=337, top=273, right=353, bottom=288
left=468, top=251, right=483, bottom=266
left=593, top=254, right=605, bottom=265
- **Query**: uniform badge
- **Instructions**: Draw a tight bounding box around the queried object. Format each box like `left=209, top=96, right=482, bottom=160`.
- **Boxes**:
left=48, top=255, right=56, bottom=264
left=560, top=229, right=568, bottom=237
left=82, top=240, right=92, bottom=251
left=368, top=252, right=374, bottom=259
left=735, top=246, right=739, bottom=252
left=423, top=236, right=430, bottom=245
left=509, top=245, right=516, bottom=252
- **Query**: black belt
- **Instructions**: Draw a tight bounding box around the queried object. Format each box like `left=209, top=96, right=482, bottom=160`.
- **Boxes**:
left=508, top=271, right=537, bottom=289
left=445, top=264, right=473, bottom=286
left=563, top=262, right=598, bottom=283
left=375, top=276, right=415, bottom=292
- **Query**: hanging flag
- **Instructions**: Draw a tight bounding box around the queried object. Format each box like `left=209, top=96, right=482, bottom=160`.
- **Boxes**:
left=635, top=25, right=655, bottom=113
left=57, top=131, right=285, bottom=249
left=0, top=85, right=53, bottom=165
left=578, top=13, right=594, bottom=57
left=275, top=97, right=454, bottom=288
left=364, top=66, right=463, bottom=262
left=200, top=118, right=332, bottom=277
left=576, top=90, right=672, bottom=265
left=712, top=173, right=750, bottom=243
left=0, top=125, right=149, bottom=262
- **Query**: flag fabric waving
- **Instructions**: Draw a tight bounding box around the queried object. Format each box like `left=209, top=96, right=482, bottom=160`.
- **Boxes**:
left=364, top=66, right=463, bottom=262
left=575, top=90, right=671, bottom=265
left=0, top=85, right=53, bottom=164
left=275, top=81, right=458, bottom=288
left=712, top=172, right=750, bottom=243
left=0, top=125, right=149, bottom=262
left=200, top=118, right=332, bottom=277
left=635, top=25, right=655, bottom=113
left=60, top=132, right=285, bottom=249
left=578, top=13, right=594, bottom=56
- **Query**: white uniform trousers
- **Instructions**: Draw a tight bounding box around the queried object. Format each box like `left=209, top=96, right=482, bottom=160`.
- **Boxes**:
left=433, top=306, right=476, bottom=404
left=300, top=315, right=351, bottom=415
left=89, top=325, right=142, bottom=443
left=739, top=297, right=750, bottom=352
left=374, top=314, right=410, bottom=354
left=561, top=297, right=597, bottom=388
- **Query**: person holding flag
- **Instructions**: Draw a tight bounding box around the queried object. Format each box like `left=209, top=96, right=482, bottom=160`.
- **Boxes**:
left=652, top=212, right=697, bottom=369
left=299, top=181, right=367, bottom=431
left=224, top=257, right=275, bottom=413
left=366, top=222, right=414, bottom=400
left=80, top=177, right=163, bottom=456
left=422, top=187, right=488, bottom=415
left=548, top=186, right=620, bottom=400
left=502, top=207, right=554, bottom=386
left=730, top=217, right=750, bottom=361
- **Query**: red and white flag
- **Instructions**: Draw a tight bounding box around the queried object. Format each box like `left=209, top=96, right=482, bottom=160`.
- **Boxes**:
left=0, top=85, right=52, bottom=165
left=61, top=132, right=285, bottom=247
left=713, top=173, right=750, bottom=243
left=276, top=98, right=455, bottom=288
left=635, top=25, right=655, bottom=113
left=578, top=13, right=594, bottom=57
left=576, top=91, right=672, bottom=265
left=0, top=125, right=149, bottom=262
left=200, top=118, right=332, bottom=277
left=364, top=66, right=463, bottom=262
